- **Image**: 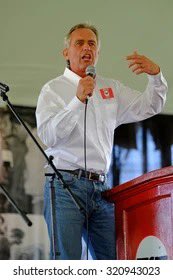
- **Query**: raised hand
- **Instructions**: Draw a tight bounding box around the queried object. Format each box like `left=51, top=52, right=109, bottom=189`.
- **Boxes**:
left=126, top=51, right=160, bottom=75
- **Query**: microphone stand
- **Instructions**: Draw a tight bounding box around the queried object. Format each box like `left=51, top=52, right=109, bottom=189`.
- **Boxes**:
left=0, top=183, right=32, bottom=226
left=0, top=88, right=86, bottom=260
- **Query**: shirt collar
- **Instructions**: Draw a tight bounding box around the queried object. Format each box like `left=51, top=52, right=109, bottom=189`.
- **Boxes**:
left=63, top=67, right=81, bottom=86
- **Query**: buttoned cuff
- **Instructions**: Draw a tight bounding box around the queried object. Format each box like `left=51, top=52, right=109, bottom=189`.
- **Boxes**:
left=147, top=71, right=165, bottom=86
left=66, top=96, right=85, bottom=111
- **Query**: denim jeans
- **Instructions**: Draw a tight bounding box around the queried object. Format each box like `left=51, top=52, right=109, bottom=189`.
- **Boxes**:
left=44, top=171, right=116, bottom=260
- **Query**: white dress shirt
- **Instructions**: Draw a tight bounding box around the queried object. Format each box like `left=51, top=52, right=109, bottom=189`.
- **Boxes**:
left=36, top=68, right=167, bottom=174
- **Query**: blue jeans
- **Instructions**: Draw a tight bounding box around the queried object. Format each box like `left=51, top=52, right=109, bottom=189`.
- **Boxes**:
left=44, top=171, right=116, bottom=260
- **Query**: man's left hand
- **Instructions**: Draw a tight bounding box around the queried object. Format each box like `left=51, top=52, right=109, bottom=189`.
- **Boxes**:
left=126, top=51, right=160, bottom=75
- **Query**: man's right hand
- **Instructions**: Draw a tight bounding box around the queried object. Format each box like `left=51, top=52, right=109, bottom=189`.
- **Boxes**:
left=76, top=76, right=95, bottom=103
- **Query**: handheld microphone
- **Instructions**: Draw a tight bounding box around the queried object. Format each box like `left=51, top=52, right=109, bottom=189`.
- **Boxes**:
left=85, top=66, right=96, bottom=103
left=85, top=65, right=96, bottom=78
left=0, top=82, right=9, bottom=94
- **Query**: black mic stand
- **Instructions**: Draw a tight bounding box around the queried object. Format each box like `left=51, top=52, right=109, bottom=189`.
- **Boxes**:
left=0, top=183, right=32, bottom=226
left=0, top=87, right=86, bottom=260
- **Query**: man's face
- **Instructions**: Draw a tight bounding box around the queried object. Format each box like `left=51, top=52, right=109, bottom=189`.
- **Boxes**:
left=63, top=28, right=99, bottom=77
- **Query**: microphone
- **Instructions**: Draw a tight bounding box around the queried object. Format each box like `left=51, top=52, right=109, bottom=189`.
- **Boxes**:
left=85, top=66, right=96, bottom=103
left=86, top=65, right=96, bottom=78
left=0, top=82, right=9, bottom=94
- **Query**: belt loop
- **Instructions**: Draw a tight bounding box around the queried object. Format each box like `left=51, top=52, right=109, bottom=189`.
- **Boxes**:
left=88, top=172, right=92, bottom=180
left=78, top=169, right=82, bottom=179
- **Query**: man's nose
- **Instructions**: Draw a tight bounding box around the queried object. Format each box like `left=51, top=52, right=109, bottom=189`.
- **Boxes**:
left=83, top=43, right=91, bottom=50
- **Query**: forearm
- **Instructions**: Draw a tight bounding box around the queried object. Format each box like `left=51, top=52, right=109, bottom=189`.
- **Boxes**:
left=117, top=71, right=168, bottom=125
left=146, top=71, right=168, bottom=112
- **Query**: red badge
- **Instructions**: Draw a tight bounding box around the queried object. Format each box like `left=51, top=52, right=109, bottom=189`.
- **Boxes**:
left=99, top=88, right=114, bottom=99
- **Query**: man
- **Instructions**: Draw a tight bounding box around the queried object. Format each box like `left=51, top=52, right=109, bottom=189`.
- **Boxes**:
left=36, top=23, right=168, bottom=260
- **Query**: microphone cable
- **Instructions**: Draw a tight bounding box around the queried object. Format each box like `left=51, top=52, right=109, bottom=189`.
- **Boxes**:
left=84, top=97, right=89, bottom=260
left=83, top=65, right=96, bottom=260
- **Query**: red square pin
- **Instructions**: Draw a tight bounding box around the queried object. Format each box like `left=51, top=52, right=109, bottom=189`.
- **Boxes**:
left=99, top=88, right=114, bottom=99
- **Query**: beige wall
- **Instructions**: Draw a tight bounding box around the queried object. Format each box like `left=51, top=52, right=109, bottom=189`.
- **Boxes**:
left=0, top=0, right=172, bottom=113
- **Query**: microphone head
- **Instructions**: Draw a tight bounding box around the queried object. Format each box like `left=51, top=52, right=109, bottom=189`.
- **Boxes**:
left=86, top=65, right=96, bottom=78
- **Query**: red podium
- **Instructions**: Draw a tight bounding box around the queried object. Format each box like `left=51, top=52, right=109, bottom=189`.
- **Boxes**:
left=104, top=166, right=173, bottom=260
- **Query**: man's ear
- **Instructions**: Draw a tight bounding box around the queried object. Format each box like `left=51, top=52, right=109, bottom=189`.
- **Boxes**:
left=63, top=48, right=68, bottom=60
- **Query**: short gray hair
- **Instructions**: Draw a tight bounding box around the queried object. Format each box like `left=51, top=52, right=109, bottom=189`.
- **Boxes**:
left=64, top=23, right=100, bottom=49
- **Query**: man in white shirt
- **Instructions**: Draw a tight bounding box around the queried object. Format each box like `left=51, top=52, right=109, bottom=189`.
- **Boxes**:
left=36, top=23, right=168, bottom=260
